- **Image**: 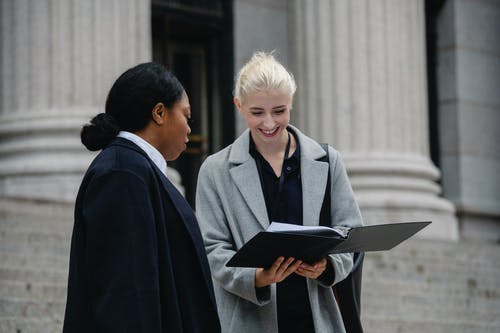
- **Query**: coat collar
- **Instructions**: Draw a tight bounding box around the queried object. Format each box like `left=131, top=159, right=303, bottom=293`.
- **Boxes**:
left=228, top=125, right=329, bottom=228
left=111, top=137, right=149, bottom=157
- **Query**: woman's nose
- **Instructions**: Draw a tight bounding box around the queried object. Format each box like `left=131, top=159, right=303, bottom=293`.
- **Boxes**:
left=262, top=113, right=275, bottom=128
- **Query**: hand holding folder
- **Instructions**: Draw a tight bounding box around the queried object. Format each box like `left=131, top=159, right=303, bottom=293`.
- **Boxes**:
left=226, top=221, right=431, bottom=268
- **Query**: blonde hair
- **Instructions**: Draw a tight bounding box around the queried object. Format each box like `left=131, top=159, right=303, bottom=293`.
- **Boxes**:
left=234, top=51, right=297, bottom=105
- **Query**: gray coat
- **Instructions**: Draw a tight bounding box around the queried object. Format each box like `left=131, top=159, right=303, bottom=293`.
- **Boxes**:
left=196, top=126, right=363, bottom=332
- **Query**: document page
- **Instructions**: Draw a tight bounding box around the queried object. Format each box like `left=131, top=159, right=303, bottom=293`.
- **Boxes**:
left=267, top=222, right=350, bottom=238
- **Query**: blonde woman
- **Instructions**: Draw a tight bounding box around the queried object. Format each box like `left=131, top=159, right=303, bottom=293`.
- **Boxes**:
left=196, top=52, right=363, bottom=332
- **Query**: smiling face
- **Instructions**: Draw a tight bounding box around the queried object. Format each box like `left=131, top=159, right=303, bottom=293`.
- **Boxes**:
left=235, top=89, right=292, bottom=149
left=158, top=91, right=192, bottom=161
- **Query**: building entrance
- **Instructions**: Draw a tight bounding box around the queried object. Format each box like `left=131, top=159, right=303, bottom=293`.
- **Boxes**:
left=152, top=0, right=234, bottom=205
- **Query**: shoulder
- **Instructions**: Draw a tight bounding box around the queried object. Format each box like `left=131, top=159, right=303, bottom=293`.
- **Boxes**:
left=326, top=145, right=341, bottom=161
left=204, top=144, right=232, bottom=165
left=198, top=144, right=233, bottom=181
left=85, top=140, right=154, bottom=184
left=200, top=129, right=251, bottom=170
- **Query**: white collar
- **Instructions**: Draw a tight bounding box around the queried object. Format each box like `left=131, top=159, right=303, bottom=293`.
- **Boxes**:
left=117, top=131, right=168, bottom=177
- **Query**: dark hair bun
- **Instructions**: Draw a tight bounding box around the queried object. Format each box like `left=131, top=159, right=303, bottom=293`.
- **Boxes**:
left=80, top=113, right=120, bottom=151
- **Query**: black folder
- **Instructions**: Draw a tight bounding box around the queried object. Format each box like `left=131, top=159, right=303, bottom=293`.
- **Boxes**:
left=226, top=221, right=431, bottom=268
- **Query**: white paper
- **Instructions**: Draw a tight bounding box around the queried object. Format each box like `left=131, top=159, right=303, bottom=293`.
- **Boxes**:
left=267, top=222, right=350, bottom=238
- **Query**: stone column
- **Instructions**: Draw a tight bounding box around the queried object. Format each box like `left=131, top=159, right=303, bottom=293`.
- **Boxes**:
left=289, top=0, right=458, bottom=239
left=437, top=0, right=500, bottom=242
left=0, top=0, right=151, bottom=202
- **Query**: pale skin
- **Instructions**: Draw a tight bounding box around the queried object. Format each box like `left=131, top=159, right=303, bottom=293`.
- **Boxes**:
left=234, top=90, right=329, bottom=288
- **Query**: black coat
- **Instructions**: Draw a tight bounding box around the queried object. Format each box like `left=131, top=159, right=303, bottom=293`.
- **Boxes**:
left=63, top=138, right=220, bottom=332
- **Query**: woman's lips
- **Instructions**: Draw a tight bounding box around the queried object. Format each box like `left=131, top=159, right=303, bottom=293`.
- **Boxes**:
left=259, top=127, right=279, bottom=137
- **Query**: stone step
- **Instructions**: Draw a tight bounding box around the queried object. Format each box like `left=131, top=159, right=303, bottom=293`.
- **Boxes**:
left=1, top=198, right=499, bottom=333
left=364, top=250, right=500, bottom=280
left=0, top=230, right=70, bottom=258
left=0, top=267, right=67, bottom=285
left=0, top=199, right=73, bottom=219
left=361, top=264, right=500, bottom=291
left=365, top=243, right=500, bottom=271
left=361, top=288, right=499, bottom=323
left=363, top=258, right=499, bottom=280
left=0, top=212, right=72, bottom=232
left=0, top=252, right=69, bottom=271
left=362, top=278, right=500, bottom=303
left=0, top=280, right=67, bottom=302
left=0, top=220, right=72, bottom=235
left=0, top=227, right=70, bottom=242
left=0, top=199, right=73, bottom=232
left=361, top=316, right=499, bottom=333
left=360, top=277, right=500, bottom=326
left=357, top=239, right=500, bottom=333
left=0, top=317, right=63, bottom=333
left=0, top=298, right=65, bottom=321
left=398, top=236, right=484, bottom=250
left=368, top=237, right=500, bottom=262
left=0, top=244, right=70, bottom=259
left=0, top=229, right=71, bottom=253
left=362, top=265, right=497, bottom=285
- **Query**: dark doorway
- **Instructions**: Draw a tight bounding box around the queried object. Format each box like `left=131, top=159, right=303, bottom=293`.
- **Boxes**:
left=152, top=0, right=234, bottom=206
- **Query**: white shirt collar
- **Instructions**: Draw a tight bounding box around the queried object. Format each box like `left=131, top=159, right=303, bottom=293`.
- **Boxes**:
left=117, top=131, right=168, bottom=177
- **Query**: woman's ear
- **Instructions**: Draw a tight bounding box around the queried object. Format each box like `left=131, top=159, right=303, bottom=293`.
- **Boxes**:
left=151, top=102, right=165, bottom=125
left=233, top=97, right=241, bottom=111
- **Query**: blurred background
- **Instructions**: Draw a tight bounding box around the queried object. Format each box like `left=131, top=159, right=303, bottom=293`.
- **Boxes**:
left=0, top=0, right=499, bottom=332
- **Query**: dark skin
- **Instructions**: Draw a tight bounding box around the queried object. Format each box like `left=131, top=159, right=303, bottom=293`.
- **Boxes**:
left=135, top=92, right=192, bottom=161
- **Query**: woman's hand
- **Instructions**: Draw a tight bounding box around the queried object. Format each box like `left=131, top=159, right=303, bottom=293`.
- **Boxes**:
left=255, top=257, right=302, bottom=288
left=295, top=258, right=328, bottom=280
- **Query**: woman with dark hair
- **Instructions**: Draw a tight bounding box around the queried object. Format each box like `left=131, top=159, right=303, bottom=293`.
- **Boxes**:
left=63, top=62, right=221, bottom=332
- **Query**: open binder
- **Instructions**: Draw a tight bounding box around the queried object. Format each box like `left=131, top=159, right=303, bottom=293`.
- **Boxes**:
left=226, top=221, right=431, bottom=268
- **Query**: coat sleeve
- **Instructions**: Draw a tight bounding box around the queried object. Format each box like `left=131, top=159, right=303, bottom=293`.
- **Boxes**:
left=82, top=170, right=163, bottom=332
left=195, top=158, right=271, bottom=306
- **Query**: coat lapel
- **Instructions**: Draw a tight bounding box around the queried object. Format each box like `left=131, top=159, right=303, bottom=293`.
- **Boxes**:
left=154, top=167, right=217, bottom=303
left=301, top=158, right=328, bottom=226
left=228, top=130, right=270, bottom=230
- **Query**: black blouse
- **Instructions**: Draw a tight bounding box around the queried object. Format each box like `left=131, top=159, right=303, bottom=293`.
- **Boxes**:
left=249, top=129, right=315, bottom=333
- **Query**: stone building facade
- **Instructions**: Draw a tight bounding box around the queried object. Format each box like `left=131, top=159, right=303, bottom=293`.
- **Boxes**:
left=0, top=0, right=499, bottom=332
